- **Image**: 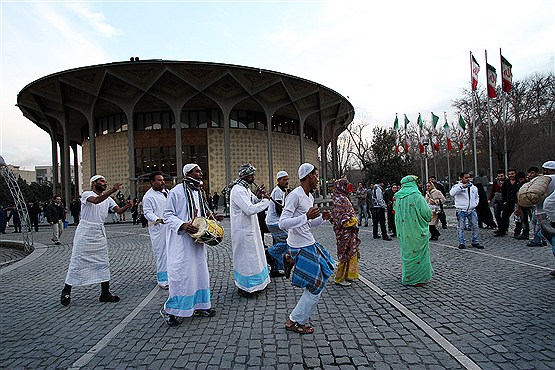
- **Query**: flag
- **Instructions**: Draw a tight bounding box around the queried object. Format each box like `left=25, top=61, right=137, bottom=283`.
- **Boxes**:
left=431, top=112, right=439, bottom=151
left=443, top=114, right=453, bottom=151
left=486, top=63, right=497, bottom=98
left=501, top=55, right=513, bottom=93
left=404, top=114, right=410, bottom=153
left=417, top=113, right=425, bottom=154
left=393, top=114, right=399, bottom=153
left=471, top=53, right=480, bottom=91
left=458, top=114, right=466, bottom=131
left=457, top=115, right=466, bottom=150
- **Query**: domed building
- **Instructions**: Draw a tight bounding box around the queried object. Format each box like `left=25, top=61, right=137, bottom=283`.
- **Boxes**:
left=17, top=60, right=354, bottom=201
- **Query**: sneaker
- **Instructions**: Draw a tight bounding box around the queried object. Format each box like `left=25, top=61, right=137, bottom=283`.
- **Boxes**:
left=514, top=235, right=529, bottom=240
left=54, top=242, right=61, bottom=245
left=193, top=308, right=216, bottom=317
left=158, top=284, right=169, bottom=290
left=472, top=243, right=484, bottom=249
left=334, top=280, right=352, bottom=286
left=160, top=308, right=180, bottom=326
left=527, top=241, right=543, bottom=247
left=458, top=244, right=466, bottom=249
left=99, top=292, right=120, bottom=302
left=60, top=291, right=71, bottom=306
left=382, top=236, right=392, bottom=241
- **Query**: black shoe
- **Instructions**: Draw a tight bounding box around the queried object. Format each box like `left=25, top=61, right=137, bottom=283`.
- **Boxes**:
left=160, top=309, right=180, bottom=326
left=493, top=233, right=506, bottom=237
left=382, top=236, right=392, bottom=241
left=99, top=292, right=120, bottom=302
left=60, top=291, right=71, bottom=306
left=472, top=243, right=484, bottom=249
left=54, top=242, right=61, bottom=245
left=442, top=225, right=447, bottom=229
left=550, top=270, right=555, bottom=277
left=193, top=308, right=216, bottom=317
left=458, top=244, right=466, bottom=249
left=238, top=288, right=255, bottom=298
left=430, top=236, right=439, bottom=241
left=373, top=235, right=380, bottom=239
left=269, top=270, right=286, bottom=278
left=527, top=241, right=543, bottom=247
left=391, top=233, right=396, bottom=237
left=514, top=235, right=529, bottom=240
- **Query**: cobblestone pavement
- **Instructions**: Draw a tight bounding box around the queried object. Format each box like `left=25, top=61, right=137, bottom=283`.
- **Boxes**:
left=1, top=209, right=553, bottom=369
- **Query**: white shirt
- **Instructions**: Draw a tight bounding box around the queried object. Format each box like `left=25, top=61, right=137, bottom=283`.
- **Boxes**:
left=143, top=188, right=168, bottom=223
left=278, top=186, right=324, bottom=248
left=543, top=191, right=555, bottom=221
left=449, top=182, right=479, bottom=211
left=265, top=186, right=286, bottom=225
left=536, top=174, right=555, bottom=215
left=80, top=190, right=117, bottom=224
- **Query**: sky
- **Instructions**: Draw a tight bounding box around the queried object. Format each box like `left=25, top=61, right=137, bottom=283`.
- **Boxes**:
left=1, top=0, right=553, bottom=169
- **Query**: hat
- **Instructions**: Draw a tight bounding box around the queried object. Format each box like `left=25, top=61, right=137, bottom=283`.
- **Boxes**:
left=276, top=170, right=288, bottom=179
left=542, top=160, right=555, bottom=170
left=90, top=175, right=105, bottom=185
left=238, top=163, right=256, bottom=178
left=298, top=163, right=315, bottom=180
left=183, top=163, right=199, bottom=176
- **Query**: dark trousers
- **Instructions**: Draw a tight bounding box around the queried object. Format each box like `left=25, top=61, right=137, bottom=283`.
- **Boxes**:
left=499, top=201, right=516, bottom=234
left=30, top=216, right=39, bottom=232
left=493, top=203, right=503, bottom=229
left=387, top=205, right=396, bottom=234
left=517, top=207, right=531, bottom=237
left=372, top=208, right=388, bottom=238
left=438, top=206, right=447, bottom=227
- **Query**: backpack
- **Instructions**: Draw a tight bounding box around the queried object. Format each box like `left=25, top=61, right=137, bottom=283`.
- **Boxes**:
left=517, top=175, right=552, bottom=207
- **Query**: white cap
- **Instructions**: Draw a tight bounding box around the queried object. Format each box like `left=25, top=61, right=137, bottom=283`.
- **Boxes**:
left=276, top=170, right=289, bottom=179
left=90, top=175, right=105, bottom=185
left=542, top=160, right=555, bottom=170
left=183, top=163, right=199, bottom=176
left=298, top=163, right=315, bottom=180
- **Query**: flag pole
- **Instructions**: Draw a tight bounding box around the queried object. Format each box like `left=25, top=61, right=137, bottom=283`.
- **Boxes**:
left=501, top=47, right=509, bottom=174
left=470, top=51, right=478, bottom=176
left=485, top=50, right=494, bottom=183
left=445, top=112, right=451, bottom=188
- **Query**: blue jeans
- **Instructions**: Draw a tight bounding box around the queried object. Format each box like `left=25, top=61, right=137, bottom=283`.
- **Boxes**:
left=456, top=209, right=479, bottom=245
left=290, top=288, right=321, bottom=325
left=358, top=203, right=368, bottom=225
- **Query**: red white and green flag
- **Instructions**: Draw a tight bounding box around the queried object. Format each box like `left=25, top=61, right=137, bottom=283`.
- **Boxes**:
left=393, top=114, right=400, bottom=153
left=486, top=63, right=497, bottom=98
left=404, top=114, right=410, bottom=153
left=443, top=112, right=453, bottom=151
left=501, top=55, right=513, bottom=93
left=431, top=112, right=440, bottom=151
left=471, top=53, right=480, bottom=91
left=417, top=113, right=425, bottom=154
left=458, top=115, right=466, bottom=150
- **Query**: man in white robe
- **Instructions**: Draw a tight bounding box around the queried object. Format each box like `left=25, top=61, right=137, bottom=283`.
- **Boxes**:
left=60, top=175, right=132, bottom=306
left=160, top=164, right=223, bottom=326
left=265, top=170, right=289, bottom=276
left=230, top=163, right=271, bottom=297
left=142, top=171, right=169, bottom=289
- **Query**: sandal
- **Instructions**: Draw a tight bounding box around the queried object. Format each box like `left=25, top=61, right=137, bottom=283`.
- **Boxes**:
left=193, top=308, right=216, bottom=317
left=285, top=319, right=314, bottom=334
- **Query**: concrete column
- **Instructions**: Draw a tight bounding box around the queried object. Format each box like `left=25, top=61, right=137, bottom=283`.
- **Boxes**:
left=320, top=119, right=328, bottom=198
left=62, top=115, right=71, bottom=204
left=50, top=126, right=58, bottom=198
left=174, top=107, right=183, bottom=182
left=125, top=109, right=136, bottom=199
left=223, top=108, right=231, bottom=186
left=71, top=142, right=80, bottom=196
left=265, top=110, right=274, bottom=188
left=87, top=114, right=96, bottom=176
left=299, top=118, right=305, bottom=163
left=331, top=134, right=339, bottom=179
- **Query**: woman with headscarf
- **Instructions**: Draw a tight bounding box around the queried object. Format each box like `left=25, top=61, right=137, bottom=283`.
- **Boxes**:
left=394, top=175, right=434, bottom=286
left=331, top=178, right=361, bottom=286
left=424, top=181, right=446, bottom=241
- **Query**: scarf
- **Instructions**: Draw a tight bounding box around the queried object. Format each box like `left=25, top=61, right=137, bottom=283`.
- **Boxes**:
left=183, top=177, right=210, bottom=219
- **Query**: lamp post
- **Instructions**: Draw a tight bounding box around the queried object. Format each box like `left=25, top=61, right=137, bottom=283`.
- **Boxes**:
left=422, top=138, right=429, bottom=181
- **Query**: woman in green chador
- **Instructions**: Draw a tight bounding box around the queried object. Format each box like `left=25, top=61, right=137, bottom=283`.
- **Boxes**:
left=393, top=175, right=434, bottom=286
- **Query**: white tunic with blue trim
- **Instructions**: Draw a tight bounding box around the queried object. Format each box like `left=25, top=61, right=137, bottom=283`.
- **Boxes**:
left=163, top=184, right=211, bottom=317
left=230, top=184, right=270, bottom=293
left=142, top=187, right=168, bottom=285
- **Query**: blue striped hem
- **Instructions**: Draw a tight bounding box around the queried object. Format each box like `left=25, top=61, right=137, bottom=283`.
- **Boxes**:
left=234, top=265, right=269, bottom=289
left=156, top=271, right=168, bottom=283
left=165, top=289, right=211, bottom=311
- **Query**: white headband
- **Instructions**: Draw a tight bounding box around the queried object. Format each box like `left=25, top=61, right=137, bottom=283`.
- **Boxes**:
left=90, top=175, right=105, bottom=185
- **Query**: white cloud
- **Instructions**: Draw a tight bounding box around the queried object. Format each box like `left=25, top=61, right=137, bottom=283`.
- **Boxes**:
left=66, top=2, right=120, bottom=38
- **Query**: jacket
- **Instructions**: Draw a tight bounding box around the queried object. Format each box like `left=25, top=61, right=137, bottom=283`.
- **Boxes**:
left=449, top=182, right=479, bottom=211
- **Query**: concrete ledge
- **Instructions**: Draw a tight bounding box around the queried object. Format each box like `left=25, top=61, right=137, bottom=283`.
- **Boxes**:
left=0, top=240, right=48, bottom=276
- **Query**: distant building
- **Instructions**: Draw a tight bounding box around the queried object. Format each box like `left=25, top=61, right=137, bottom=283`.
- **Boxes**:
left=7, top=165, right=36, bottom=184
left=16, top=60, right=354, bottom=201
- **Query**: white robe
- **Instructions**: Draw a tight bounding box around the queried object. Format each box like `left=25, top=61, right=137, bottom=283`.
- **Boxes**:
left=163, top=183, right=211, bottom=317
left=142, top=188, right=168, bottom=285
left=230, top=184, right=270, bottom=293
left=65, top=191, right=117, bottom=286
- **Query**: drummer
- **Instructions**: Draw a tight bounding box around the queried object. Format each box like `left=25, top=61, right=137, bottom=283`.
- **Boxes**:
left=160, top=163, right=224, bottom=326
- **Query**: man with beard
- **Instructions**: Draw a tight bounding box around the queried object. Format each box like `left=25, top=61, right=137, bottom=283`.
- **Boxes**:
left=230, top=163, right=271, bottom=298
left=142, top=171, right=169, bottom=289
left=160, top=164, right=223, bottom=326
left=60, top=175, right=132, bottom=306
left=265, top=170, right=290, bottom=277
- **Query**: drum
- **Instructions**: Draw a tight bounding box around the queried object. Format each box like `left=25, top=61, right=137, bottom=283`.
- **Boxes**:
left=189, top=217, right=224, bottom=246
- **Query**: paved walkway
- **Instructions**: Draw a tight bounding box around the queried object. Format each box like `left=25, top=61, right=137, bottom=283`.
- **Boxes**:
left=1, top=210, right=554, bottom=369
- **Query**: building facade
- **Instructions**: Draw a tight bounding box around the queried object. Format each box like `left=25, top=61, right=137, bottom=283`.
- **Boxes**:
left=17, top=60, right=354, bottom=201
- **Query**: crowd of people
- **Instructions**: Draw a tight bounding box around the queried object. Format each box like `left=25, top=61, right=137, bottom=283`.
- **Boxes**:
left=4, top=157, right=553, bottom=335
